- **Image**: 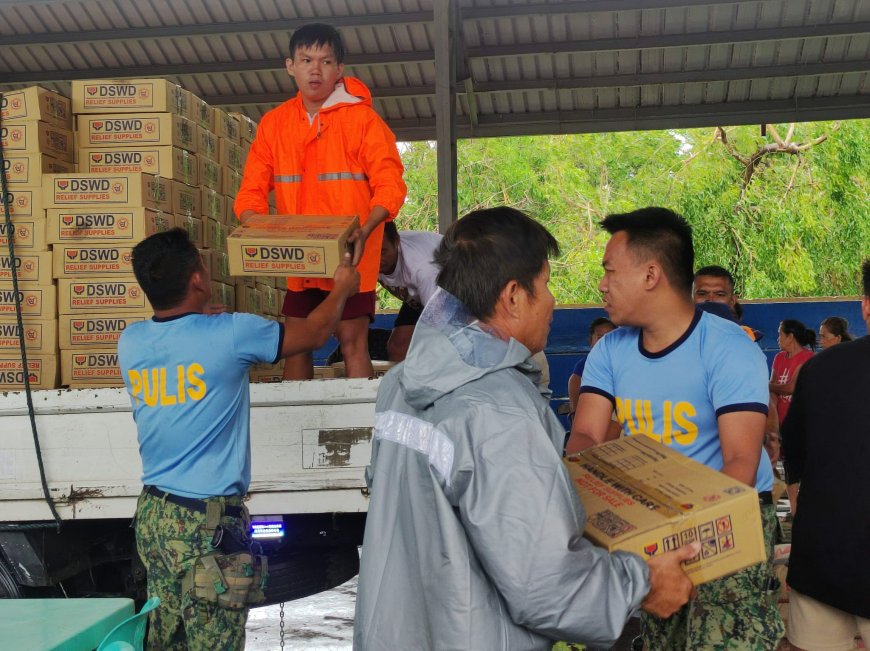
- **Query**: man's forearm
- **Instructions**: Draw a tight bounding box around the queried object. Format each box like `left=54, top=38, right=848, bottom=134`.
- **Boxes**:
left=362, top=205, right=390, bottom=237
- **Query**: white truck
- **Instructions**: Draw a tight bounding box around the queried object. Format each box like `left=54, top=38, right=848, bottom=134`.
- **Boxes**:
left=0, top=378, right=378, bottom=603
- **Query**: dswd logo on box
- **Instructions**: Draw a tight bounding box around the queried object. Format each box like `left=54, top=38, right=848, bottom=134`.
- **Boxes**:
left=86, top=86, right=98, bottom=96
left=72, top=320, right=85, bottom=331
left=92, top=121, right=104, bottom=131
left=62, top=215, right=75, bottom=226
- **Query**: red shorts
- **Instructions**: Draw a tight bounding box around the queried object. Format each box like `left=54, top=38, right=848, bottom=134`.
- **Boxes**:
left=282, top=289, right=376, bottom=322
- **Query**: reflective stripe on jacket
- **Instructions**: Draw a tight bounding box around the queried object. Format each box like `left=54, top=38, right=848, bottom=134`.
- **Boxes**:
left=234, top=77, right=407, bottom=292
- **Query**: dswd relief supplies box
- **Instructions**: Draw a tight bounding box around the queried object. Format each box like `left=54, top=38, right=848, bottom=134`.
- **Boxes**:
left=0, top=319, right=57, bottom=353
left=58, top=313, right=149, bottom=348
left=0, top=251, right=53, bottom=285
left=564, top=435, right=766, bottom=585
left=187, top=94, right=213, bottom=131
left=0, top=217, right=48, bottom=252
left=71, top=79, right=188, bottom=114
left=61, top=348, right=123, bottom=387
left=0, top=284, right=56, bottom=318
left=52, top=243, right=135, bottom=278
left=58, top=278, right=150, bottom=314
left=210, top=282, right=235, bottom=312
left=79, top=146, right=198, bottom=186
left=222, top=166, right=243, bottom=198
left=3, top=154, right=74, bottom=185
left=76, top=113, right=197, bottom=153
left=43, top=173, right=172, bottom=211
left=46, top=207, right=169, bottom=244
left=250, top=361, right=284, bottom=383
left=0, top=354, right=59, bottom=390
left=212, top=107, right=240, bottom=143
left=177, top=215, right=204, bottom=248
left=230, top=112, right=257, bottom=144
left=1, top=87, right=72, bottom=129
left=171, top=180, right=201, bottom=217
left=201, top=187, right=225, bottom=222
left=1, top=122, right=75, bottom=162
left=2, top=188, right=44, bottom=218
left=218, top=139, right=244, bottom=172
left=196, top=126, right=218, bottom=162
left=198, top=155, right=221, bottom=193
left=226, top=214, right=359, bottom=279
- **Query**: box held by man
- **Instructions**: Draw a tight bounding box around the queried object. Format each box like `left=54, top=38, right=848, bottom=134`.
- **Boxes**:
left=564, top=435, right=765, bottom=585
left=226, top=214, right=359, bottom=279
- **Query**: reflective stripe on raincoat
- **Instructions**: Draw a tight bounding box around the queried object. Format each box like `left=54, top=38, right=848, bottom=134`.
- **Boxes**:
left=234, top=77, right=406, bottom=292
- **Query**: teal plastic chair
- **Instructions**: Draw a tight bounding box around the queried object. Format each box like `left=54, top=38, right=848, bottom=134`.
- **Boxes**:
left=96, top=597, right=160, bottom=651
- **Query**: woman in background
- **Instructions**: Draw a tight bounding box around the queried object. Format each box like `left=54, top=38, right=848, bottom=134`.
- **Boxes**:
left=818, top=316, right=853, bottom=350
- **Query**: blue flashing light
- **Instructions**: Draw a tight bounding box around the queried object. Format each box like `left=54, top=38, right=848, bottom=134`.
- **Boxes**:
left=251, top=521, right=285, bottom=540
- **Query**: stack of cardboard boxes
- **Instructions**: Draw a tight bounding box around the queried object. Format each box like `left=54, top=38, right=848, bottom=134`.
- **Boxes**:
left=0, top=87, right=74, bottom=390
left=1, top=81, right=290, bottom=390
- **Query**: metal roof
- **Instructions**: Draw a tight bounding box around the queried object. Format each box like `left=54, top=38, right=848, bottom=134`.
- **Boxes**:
left=1, top=0, right=868, bottom=141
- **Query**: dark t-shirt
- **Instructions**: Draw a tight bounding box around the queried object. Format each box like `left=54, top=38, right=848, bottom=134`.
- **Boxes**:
left=782, top=336, right=870, bottom=618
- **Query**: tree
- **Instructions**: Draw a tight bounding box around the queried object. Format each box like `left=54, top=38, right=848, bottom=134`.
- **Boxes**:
left=390, top=120, right=870, bottom=306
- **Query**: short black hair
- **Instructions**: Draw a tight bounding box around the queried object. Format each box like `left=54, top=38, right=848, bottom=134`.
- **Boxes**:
left=863, top=259, right=870, bottom=298
left=289, top=23, right=346, bottom=63
left=131, top=228, right=202, bottom=310
left=781, top=319, right=816, bottom=350
left=435, top=206, right=560, bottom=320
left=383, top=221, right=400, bottom=244
left=589, top=317, right=615, bottom=335
left=600, top=207, right=694, bottom=293
left=694, top=265, right=735, bottom=290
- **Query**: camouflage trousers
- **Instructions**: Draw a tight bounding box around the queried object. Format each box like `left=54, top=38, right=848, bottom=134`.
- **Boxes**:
left=642, top=503, right=785, bottom=650
left=135, top=489, right=250, bottom=651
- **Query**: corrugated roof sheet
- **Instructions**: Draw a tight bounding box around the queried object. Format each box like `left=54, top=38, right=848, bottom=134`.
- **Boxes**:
left=1, top=0, right=867, bottom=140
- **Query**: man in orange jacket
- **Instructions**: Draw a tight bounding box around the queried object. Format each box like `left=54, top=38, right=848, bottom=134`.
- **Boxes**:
left=235, top=23, right=407, bottom=379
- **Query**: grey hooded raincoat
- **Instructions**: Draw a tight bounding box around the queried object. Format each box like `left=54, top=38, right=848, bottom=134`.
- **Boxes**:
left=354, top=290, right=650, bottom=650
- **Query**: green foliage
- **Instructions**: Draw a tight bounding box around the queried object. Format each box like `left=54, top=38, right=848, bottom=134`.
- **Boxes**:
left=393, top=120, right=870, bottom=304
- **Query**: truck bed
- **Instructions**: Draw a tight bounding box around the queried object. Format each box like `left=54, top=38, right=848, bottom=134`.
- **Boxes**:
left=0, top=378, right=378, bottom=521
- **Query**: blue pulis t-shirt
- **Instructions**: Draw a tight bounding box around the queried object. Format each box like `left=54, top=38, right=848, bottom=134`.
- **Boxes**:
left=118, top=312, right=282, bottom=498
left=581, top=308, right=773, bottom=492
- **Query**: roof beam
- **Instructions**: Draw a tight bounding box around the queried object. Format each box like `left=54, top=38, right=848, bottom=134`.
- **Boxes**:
left=387, top=95, right=870, bottom=141
left=0, top=0, right=768, bottom=47
left=203, top=59, right=870, bottom=106
left=3, top=20, right=867, bottom=85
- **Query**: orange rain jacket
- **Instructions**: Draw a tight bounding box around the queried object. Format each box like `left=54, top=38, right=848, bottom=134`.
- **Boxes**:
left=234, top=77, right=407, bottom=292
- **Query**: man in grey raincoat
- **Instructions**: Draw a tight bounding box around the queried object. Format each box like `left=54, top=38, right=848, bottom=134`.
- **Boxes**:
left=354, top=207, right=698, bottom=650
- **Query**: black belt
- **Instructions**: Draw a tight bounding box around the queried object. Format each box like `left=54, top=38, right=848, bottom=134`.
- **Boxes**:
left=758, top=491, right=773, bottom=505
left=144, top=485, right=244, bottom=518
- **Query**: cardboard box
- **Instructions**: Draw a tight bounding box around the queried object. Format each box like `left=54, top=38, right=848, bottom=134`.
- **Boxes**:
left=201, top=187, right=225, bottom=222
left=205, top=218, right=229, bottom=251
left=0, top=284, right=56, bottom=318
left=564, top=435, right=766, bottom=585
left=235, top=284, right=262, bottom=314
left=0, top=354, right=58, bottom=390
left=2, top=188, right=43, bottom=218
left=79, top=146, right=198, bottom=186
left=43, top=173, right=172, bottom=210
left=212, top=108, right=240, bottom=143
left=226, top=214, right=358, bottom=278
left=177, top=215, right=204, bottom=248
left=0, top=251, right=53, bottom=285
left=46, top=207, right=169, bottom=243
left=61, top=348, right=123, bottom=387
left=58, top=313, right=149, bottom=348
left=198, top=155, right=221, bottom=192
left=72, top=79, right=188, bottom=114
left=250, top=364, right=284, bottom=383
left=58, top=278, right=150, bottom=314
left=313, top=365, right=343, bottom=379
left=52, top=243, right=135, bottom=278
left=196, top=125, right=218, bottom=162
left=1, top=87, right=71, bottom=128
left=0, top=217, right=47, bottom=251
left=170, top=181, right=201, bottom=217
left=3, top=154, right=74, bottom=185
left=210, top=250, right=231, bottom=284
left=230, top=112, right=257, bottom=143
left=218, top=139, right=244, bottom=172
left=188, top=95, right=214, bottom=131
left=1, top=122, right=75, bottom=162
left=222, top=166, right=243, bottom=198
left=330, top=360, right=396, bottom=379
left=224, top=195, right=238, bottom=226
left=210, top=282, right=235, bottom=312
left=76, top=113, right=197, bottom=153
left=0, top=319, right=57, bottom=353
